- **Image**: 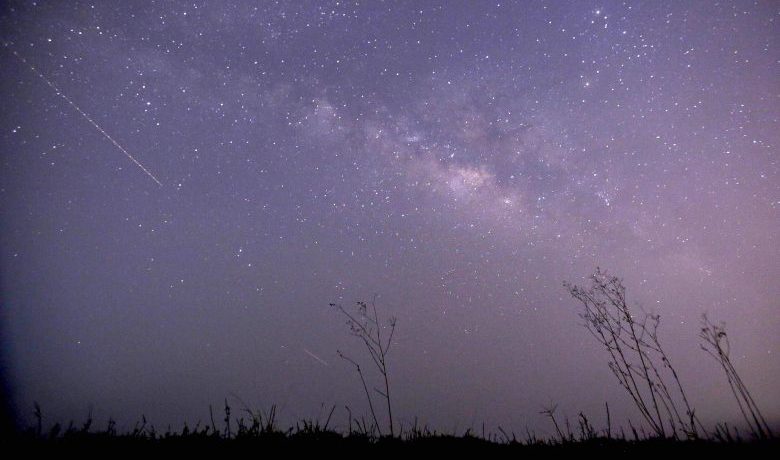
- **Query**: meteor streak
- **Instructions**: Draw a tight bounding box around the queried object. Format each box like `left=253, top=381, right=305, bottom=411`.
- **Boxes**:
left=302, top=348, right=329, bottom=366
left=4, top=42, right=163, bottom=186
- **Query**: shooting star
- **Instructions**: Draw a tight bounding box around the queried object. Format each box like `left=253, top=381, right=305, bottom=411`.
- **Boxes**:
left=302, top=348, right=329, bottom=366
left=4, top=42, right=163, bottom=186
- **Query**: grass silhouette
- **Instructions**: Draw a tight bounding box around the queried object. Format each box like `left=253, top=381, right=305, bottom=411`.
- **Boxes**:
left=5, top=268, right=777, bottom=453
left=8, top=401, right=778, bottom=454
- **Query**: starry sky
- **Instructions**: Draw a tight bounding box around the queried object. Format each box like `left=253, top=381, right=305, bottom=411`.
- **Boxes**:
left=1, top=1, right=778, bottom=434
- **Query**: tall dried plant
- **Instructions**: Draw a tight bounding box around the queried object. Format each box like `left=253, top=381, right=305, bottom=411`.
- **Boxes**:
left=565, top=268, right=701, bottom=438
left=700, top=314, right=773, bottom=440
left=331, top=296, right=397, bottom=437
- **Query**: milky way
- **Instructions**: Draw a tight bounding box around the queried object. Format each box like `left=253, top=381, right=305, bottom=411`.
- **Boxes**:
left=1, top=1, right=777, bottom=433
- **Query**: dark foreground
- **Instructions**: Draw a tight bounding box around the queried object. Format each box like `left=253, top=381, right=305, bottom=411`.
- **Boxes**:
left=5, top=429, right=779, bottom=456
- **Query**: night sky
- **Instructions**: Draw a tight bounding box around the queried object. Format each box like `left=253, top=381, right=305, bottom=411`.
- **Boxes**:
left=1, top=1, right=778, bottom=434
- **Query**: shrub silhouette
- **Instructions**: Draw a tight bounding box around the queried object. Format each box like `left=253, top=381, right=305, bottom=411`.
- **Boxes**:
left=330, top=296, right=397, bottom=437
left=564, top=268, right=701, bottom=439
left=700, top=315, right=773, bottom=440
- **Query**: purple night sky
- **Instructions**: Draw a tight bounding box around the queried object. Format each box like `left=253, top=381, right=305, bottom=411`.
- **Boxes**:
left=1, top=1, right=778, bottom=434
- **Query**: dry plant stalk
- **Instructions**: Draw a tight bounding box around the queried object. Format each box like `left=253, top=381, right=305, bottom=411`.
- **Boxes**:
left=565, top=268, right=701, bottom=439
left=700, top=315, right=773, bottom=440
left=331, top=295, right=397, bottom=437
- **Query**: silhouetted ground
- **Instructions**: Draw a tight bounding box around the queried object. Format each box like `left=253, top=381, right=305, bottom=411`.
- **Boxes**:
left=5, top=428, right=778, bottom=456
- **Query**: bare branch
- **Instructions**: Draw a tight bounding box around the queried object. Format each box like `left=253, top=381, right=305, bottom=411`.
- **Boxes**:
left=565, top=268, right=699, bottom=438
left=331, top=298, right=397, bottom=437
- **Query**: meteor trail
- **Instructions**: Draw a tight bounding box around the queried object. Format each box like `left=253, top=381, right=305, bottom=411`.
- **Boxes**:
left=302, top=348, right=329, bottom=366
left=4, top=42, right=163, bottom=186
